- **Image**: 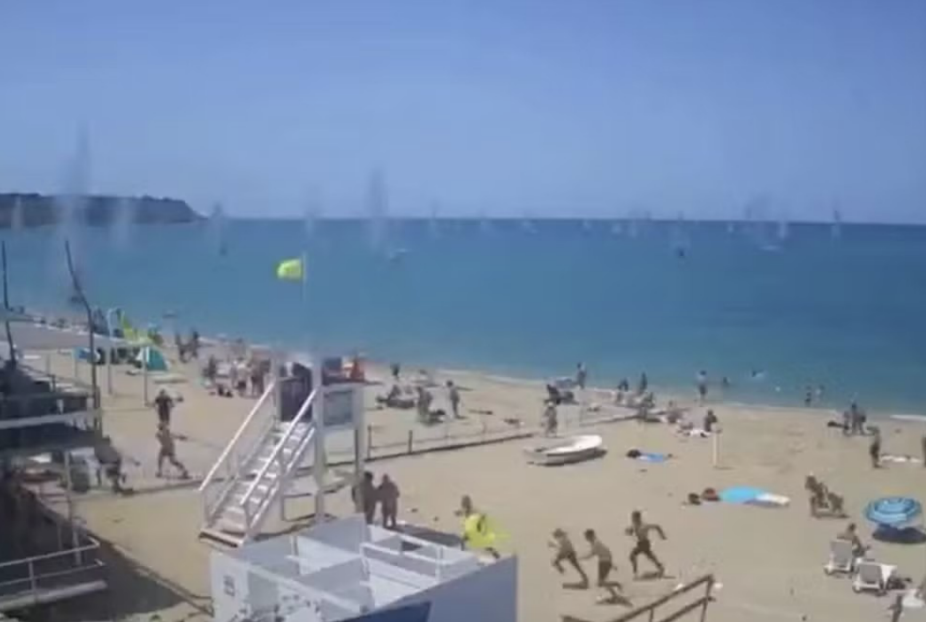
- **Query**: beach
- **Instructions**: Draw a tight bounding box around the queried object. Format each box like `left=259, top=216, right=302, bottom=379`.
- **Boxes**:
left=22, top=340, right=925, bottom=622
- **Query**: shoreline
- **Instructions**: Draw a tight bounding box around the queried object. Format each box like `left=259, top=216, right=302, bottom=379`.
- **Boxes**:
left=19, top=303, right=926, bottom=421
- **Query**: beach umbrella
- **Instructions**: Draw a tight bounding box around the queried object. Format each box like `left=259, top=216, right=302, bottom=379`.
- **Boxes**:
left=864, top=497, right=922, bottom=528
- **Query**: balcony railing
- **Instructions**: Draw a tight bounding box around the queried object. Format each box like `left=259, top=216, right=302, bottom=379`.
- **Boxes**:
left=0, top=538, right=106, bottom=612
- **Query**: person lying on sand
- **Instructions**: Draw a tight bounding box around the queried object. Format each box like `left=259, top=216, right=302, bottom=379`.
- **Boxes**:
left=581, top=529, right=622, bottom=603
left=626, top=510, right=666, bottom=579
left=549, top=529, right=589, bottom=586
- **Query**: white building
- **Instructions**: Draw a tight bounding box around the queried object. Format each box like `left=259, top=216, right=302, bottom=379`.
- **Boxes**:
left=210, top=515, right=517, bottom=622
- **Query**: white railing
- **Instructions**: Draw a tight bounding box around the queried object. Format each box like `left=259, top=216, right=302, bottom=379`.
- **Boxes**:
left=0, top=539, right=104, bottom=611
left=239, top=387, right=318, bottom=538
left=199, top=381, right=276, bottom=520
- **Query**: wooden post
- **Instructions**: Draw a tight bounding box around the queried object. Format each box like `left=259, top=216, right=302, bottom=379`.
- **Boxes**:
left=407, top=430, right=413, bottom=454
left=366, top=425, right=372, bottom=460
left=712, top=430, right=721, bottom=468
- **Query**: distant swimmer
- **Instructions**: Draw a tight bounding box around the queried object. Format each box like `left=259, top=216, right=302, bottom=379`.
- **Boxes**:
left=750, top=369, right=766, bottom=381
left=675, top=247, right=686, bottom=259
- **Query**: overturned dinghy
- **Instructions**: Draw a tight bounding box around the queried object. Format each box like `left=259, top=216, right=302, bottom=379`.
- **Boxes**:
left=525, top=434, right=604, bottom=466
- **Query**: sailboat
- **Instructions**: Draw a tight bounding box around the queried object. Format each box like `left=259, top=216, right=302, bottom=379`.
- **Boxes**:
left=428, top=203, right=440, bottom=239
left=209, top=203, right=228, bottom=256
left=831, top=208, right=842, bottom=240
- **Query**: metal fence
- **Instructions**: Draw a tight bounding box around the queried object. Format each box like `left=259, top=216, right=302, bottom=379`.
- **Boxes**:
left=563, top=574, right=716, bottom=622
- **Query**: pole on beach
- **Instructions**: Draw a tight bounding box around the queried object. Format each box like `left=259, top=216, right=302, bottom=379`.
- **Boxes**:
left=712, top=430, right=721, bottom=468
left=313, top=361, right=326, bottom=523
left=106, top=346, right=113, bottom=396
left=142, top=348, right=149, bottom=406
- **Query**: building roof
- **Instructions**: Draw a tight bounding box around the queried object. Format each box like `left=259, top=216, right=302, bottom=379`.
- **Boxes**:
left=0, top=323, right=125, bottom=354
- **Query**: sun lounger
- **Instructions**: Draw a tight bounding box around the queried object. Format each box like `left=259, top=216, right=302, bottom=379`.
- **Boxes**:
left=824, top=539, right=855, bottom=575
left=853, top=561, right=896, bottom=595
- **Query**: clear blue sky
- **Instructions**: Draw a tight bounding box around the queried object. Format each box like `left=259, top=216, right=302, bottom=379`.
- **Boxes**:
left=1, top=1, right=925, bottom=222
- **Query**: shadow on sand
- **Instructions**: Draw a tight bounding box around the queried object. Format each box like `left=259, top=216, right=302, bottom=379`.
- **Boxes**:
left=13, top=536, right=212, bottom=622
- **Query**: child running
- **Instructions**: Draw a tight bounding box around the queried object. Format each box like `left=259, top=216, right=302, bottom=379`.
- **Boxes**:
left=626, top=510, right=666, bottom=579
left=548, top=528, right=589, bottom=586
left=581, top=529, right=622, bottom=603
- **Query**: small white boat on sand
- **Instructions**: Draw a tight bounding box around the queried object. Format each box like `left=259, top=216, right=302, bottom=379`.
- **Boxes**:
left=525, top=434, right=604, bottom=466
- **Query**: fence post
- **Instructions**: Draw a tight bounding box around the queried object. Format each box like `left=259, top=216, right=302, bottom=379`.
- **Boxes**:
left=407, top=430, right=413, bottom=454
left=366, top=425, right=373, bottom=461
left=700, top=577, right=713, bottom=622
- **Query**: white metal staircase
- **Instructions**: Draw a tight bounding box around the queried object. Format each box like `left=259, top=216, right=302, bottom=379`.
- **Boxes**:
left=198, top=381, right=321, bottom=547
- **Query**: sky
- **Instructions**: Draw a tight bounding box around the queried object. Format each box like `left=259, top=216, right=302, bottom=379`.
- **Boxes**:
left=1, top=1, right=925, bottom=222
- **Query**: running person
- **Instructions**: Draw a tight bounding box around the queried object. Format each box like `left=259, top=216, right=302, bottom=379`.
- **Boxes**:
left=549, top=528, right=589, bottom=586
left=155, top=421, right=189, bottom=479
left=581, top=529, right=622, bottom=603
left=626, top=510, right=666, bottom=578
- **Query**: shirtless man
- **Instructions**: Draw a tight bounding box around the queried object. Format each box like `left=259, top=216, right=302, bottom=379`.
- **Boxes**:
left=549, top=528, right=589, bottom=586
left=581, top=529, right=622, bottom=603
left=155, top=422, right=189, bottom=479
left=626, top=510, right=666, bottom=578
left=378, top=474, right=400, bottom=529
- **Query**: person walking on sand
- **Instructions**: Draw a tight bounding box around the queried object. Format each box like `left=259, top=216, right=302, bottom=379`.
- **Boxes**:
left=154, top=389, right=174, bottom=426
left=378, top=474, right=400, bottom=529
left=447, top=380, right=462, bottom=419
left=549, top=528, right=589, bottom=586
left=155, top=422, right=189, bottom=479
left=581, top=529, right=623, bottom=603
left=626, top=510, right=666, bottom=579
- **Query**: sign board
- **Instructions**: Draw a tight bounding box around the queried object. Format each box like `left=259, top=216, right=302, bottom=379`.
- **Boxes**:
left=323, top=384, right=361, bottom=430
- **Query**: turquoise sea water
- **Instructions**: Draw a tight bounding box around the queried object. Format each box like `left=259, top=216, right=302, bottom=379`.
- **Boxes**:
left=4, top=219, right=926, bottom=414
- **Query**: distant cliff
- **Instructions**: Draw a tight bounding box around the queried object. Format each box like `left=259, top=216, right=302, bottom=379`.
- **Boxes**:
left=0, top=193, right=203, bottom=228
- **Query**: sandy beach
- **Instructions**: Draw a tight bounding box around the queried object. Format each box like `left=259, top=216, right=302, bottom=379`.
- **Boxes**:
left=23, top=340, right=926, bottom=622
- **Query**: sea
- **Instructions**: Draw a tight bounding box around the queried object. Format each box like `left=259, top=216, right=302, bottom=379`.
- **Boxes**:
left=3, top=218, right=926, bottom=415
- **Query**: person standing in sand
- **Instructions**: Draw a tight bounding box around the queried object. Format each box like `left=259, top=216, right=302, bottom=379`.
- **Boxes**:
left=626, top=510, right=666, bottom=578
left=549, top=528, right=589, bottom=586
left=836, top=523, right=868, bottom=559
left=155, top=421, right=189, bottom=479
left=576, top=363, right=587, bottom=390
left=377, top=474, right=400, bottom=529
left=581, top=529, right=623, bottom=603
left=637, top=372, right=648, bottom=396
left=869, top=428, right=881, bottom=468
left=352, top=471, right=378, bottom=524
left=543, top=401, right=558, bottom=437
left=447, top=380, right=462, bottom=419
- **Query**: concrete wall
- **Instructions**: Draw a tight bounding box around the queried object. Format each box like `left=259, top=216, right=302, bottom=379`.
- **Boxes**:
left=385, top=557, right=517, bottom=622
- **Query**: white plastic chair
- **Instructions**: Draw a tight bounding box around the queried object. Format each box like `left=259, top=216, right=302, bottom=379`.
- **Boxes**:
left=853, top=561, right=896, bottom=595
left=824, top=540, right=854, bottom=575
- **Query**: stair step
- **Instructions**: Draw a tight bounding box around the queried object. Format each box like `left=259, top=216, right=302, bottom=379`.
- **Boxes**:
left=199, top=527, right=245, bottom=548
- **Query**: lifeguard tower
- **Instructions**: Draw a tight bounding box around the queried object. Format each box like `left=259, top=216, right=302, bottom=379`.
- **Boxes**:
left=198, top=358, right=367, bottom=548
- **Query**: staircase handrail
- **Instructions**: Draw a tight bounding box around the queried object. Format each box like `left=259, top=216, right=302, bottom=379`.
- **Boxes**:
left=199, top=380, right=277, bottom=493
left=241, top=386, right=317, bottom=506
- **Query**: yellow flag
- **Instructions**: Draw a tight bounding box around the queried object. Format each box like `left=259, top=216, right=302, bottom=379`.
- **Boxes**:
left=276, top=258, right=304, bottom=281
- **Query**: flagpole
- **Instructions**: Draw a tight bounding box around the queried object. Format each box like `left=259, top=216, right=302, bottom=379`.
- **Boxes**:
left=300, top=251, right=307, bottom=303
